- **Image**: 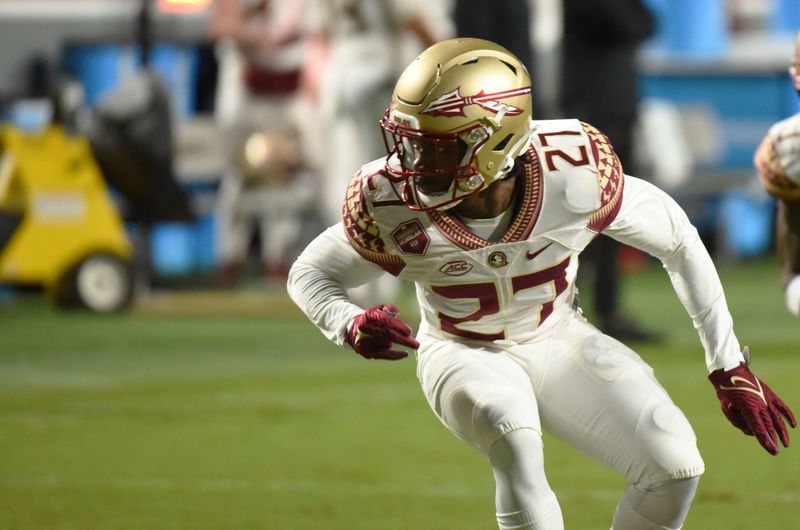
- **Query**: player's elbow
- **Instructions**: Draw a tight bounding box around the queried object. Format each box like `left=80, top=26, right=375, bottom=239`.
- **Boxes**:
left=286, top=257, right=313, bottom=302
left=658, top=221, right=702, bottom=266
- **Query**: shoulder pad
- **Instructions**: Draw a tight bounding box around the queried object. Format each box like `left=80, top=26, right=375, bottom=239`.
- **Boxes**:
left=531, top=120, right=623, bottom=229
left=532, top=119, right=598, bottom=213
left=341, top=171, right=406, bottom=276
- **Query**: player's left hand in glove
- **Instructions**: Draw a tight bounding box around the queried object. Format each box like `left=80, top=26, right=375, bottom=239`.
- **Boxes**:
left=345, top=304, right=419, bottom=360
left=708, top=348, right=796, bottom=455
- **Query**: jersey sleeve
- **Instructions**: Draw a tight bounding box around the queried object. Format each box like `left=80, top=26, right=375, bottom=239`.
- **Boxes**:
left=604, top=176, right=744, bottom=372
left=341, top=173, right=407, bottom=276
left=754, top=118, right=800, bottom=201
left=287, top=224, right=386, bottom=346
left=581, top=122, right=625, bottom=232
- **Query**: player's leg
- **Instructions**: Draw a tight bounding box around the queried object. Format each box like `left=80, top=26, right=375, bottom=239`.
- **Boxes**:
left=489, top=428, right=564, bottom=530
left=518, top=312, right=703, bottom=529
left=259, top=193, right=299, bottom=277
left=416, top=337, right=563, bottom=530
left=214, top=177, right=251, bottom=286
left=611, top=476, right=699, bottom=530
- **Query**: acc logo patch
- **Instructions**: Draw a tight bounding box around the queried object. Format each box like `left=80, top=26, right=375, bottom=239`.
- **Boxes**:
left=439, top=260, right=473, bottom=276
left=391, top=219, right=430, bottom=255
left=488, top=251, right=508, bottom=268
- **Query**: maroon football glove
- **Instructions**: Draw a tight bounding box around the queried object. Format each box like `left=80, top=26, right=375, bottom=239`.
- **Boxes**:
left=709, top=354, right=796, bottom=455
left=345, top=304, right=419, bottom=360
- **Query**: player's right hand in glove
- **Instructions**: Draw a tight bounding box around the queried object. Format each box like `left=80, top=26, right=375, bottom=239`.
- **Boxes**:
left=708, top=349, right=796, bottom=455
left=345, top=304, right=419, bottom=360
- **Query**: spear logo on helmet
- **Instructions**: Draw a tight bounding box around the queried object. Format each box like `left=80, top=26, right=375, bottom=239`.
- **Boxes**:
left=421, top=87, right=531, bottom=117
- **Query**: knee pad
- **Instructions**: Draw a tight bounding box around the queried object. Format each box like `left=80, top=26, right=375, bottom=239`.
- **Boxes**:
left=489, top=428, right=546, bottom=478
left=444, top=387, right=540, bottom=454
left=419, top=346, right=541, bottom=454
left=634, top=402, right=705, bottom=486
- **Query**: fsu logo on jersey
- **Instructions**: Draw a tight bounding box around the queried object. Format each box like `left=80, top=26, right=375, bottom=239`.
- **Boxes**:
left=439, top=260, right=473, bottom=276
left=488, top=251, right=508, bottom=268
left=421, top=87, right=531, bottom=117
left=391, top=219, right=430, bottom=255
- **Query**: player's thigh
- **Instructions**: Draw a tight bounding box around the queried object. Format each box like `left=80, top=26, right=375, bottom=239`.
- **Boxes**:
left=536, top=316, right=704, bottom=486
left=416, top=337, right=541, bottom=454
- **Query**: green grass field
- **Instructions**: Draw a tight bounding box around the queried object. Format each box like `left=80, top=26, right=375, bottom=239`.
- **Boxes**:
left=1, top=259, right=799, bottom=530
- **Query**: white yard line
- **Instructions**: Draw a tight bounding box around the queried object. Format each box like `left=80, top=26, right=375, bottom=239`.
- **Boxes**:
left=1, top=475, right=798, bottom=504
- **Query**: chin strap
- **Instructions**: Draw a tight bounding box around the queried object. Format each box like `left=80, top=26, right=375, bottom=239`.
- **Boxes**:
left=496, top=119, right=537, bottom=182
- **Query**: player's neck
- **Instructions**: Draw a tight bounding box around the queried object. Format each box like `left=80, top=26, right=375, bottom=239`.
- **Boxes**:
left=455, top=172, right=518, bottom=219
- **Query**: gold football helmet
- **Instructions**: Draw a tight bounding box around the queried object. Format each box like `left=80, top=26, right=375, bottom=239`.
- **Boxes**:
left=380, top=38, right=534, bottom=211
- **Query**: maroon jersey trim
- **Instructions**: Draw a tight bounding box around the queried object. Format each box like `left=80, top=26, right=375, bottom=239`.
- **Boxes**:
left=341, top=174, right=407, bottom=276
left=428, top=147, right=543, bottom=250
left=582, top=123, right=625, bottom=232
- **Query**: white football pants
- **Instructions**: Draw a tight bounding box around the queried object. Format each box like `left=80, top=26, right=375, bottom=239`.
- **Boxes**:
left=415, top=308, right=704, bottom=529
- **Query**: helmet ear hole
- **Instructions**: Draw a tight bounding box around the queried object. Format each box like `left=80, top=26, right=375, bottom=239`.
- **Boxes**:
left=492, top=134, right=514, bottom=152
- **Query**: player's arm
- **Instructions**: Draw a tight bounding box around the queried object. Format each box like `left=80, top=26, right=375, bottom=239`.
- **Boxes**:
left=287, top=224, right=379, bottom=345
left=603, top=176, right=741, bottom=371
left=287, top=224, right=418, bottom=360
left=603, top=176, right=796, bottom=454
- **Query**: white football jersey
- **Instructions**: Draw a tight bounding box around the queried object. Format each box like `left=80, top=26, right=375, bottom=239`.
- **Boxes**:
left=289, top=118, right=744, bottom=372
left=755, top=112, right=800, bottom=201
left=342, top=119, right=620, bottom=343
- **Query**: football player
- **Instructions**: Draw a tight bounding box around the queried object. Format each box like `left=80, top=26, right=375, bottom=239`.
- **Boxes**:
left=288, top=39, right=796, bottom=530
left=215, top=130, right=315, bottom=283
left=754, top=31, right=800, bottom=315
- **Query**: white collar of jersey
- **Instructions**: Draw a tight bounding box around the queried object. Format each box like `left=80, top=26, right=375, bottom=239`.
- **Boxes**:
left=454, top=199, right=516, bottom=241
left=455, top=200, right=515, bottom=226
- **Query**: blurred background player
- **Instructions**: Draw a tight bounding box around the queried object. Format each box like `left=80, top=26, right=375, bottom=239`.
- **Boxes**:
left=211, top=0, right=315, bottom=284
left=217, top=129, right=315, bottom=283
left=754, top=30, right=800, bottom=314
left=307, top=0, right=446, bottom=224
left=560, top=0, right=659, bottom=341
left=303, top=0, right=447, bottom=304
left=288, top=38, right=795, bottom=530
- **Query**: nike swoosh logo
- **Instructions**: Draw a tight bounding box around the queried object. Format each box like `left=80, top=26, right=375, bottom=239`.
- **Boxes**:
left=526, top=242, right=553, bottom=260
left=719, top=375, right=767, bottom=404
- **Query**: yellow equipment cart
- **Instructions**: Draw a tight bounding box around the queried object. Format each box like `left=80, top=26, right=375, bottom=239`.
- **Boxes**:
left=0, top=124, right=134, bottom=312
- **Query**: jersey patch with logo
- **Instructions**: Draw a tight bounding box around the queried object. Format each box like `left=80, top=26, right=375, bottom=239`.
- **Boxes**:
left=439, top=260, right=473, bottom=276
left=391, top=219, right=430, bottom=255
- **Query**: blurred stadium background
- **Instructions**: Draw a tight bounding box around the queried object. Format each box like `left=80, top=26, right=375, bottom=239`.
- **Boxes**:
left=0, top=0, right=799, bottom=529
